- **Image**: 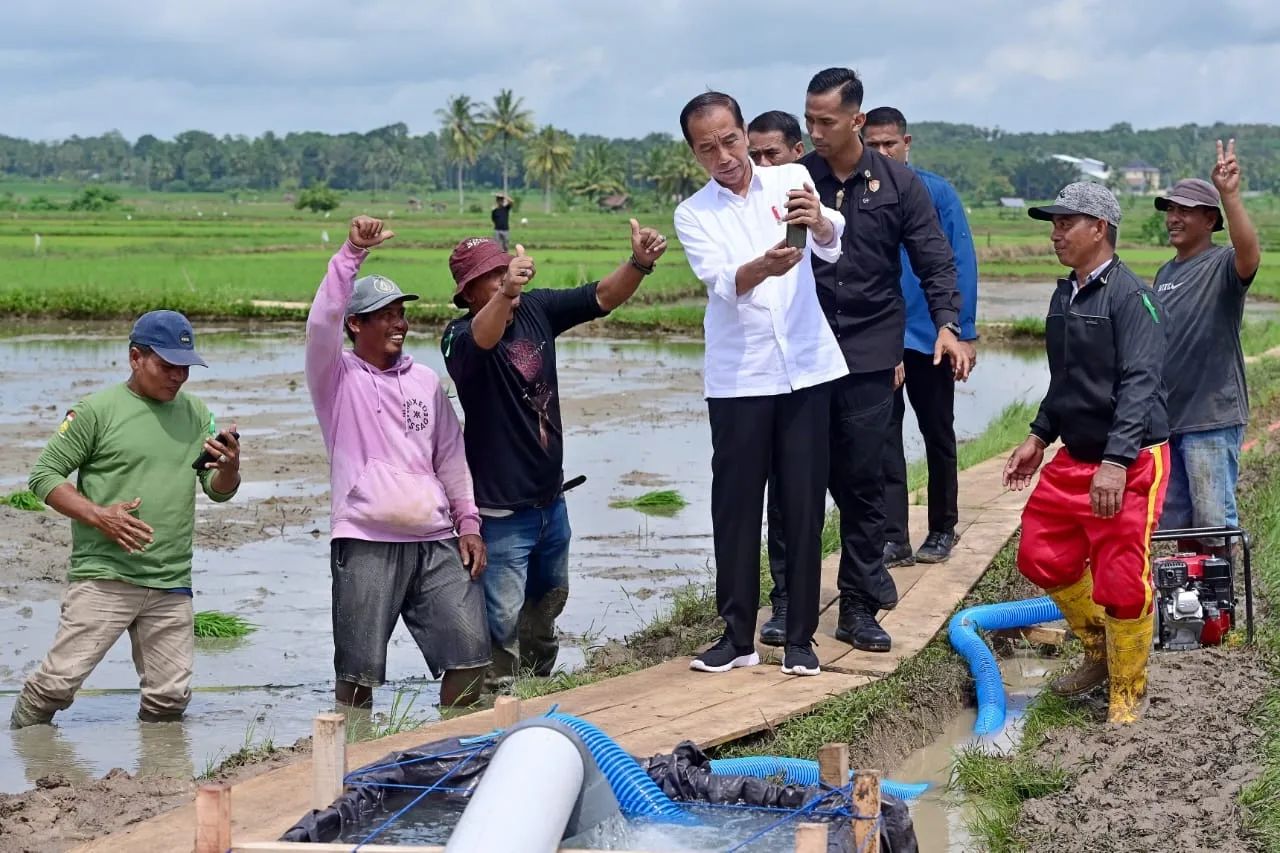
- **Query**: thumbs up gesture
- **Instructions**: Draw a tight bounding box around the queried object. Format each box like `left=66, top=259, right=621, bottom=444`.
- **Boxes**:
left=501, top=244, right=535, bottom=300
left=629, top=218, right=668, bottom=268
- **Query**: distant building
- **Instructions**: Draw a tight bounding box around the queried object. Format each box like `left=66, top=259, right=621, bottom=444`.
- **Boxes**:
left=999, top=197, right=1026, bottom=208
left=1051, top=154, right=1110, bottom=182
left=1121, top=160, right=1162, bottom=194
left=599, top=194, right=630, bottom=211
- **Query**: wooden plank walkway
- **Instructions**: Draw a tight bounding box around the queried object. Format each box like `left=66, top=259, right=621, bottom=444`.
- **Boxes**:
left=76, top=452, right=1032, bottom=851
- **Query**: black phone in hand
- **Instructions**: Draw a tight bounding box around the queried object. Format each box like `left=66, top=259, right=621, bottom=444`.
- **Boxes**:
left=192, top=431, right=239, bottom=470
left=785, top=222, right=807, bottom=249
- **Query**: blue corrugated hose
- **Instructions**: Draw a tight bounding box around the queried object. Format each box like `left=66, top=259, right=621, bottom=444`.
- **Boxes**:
left=707, top=757, right=929, bottom=800
left=545, top=713, right=696, bottom=824
left=947, top=596, right=1063, bottom=735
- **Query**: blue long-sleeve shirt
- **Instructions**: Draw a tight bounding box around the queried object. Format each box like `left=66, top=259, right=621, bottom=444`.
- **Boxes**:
left=902, top=167, right=978, bottom=354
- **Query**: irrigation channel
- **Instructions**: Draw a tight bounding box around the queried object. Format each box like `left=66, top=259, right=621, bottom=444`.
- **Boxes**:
left=0, top=323, right=1051, bottom=849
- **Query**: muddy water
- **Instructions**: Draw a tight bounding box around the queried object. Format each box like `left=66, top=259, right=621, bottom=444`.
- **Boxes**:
left=0, top=325, right=1048, bottom=794
left=902, top=650, right=1053, bottom=852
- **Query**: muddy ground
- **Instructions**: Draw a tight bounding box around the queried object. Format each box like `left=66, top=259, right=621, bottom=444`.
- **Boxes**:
left=1017, top=645, right=1267, bottom=852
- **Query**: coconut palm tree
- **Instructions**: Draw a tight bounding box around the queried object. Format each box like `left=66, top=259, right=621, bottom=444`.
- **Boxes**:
left=436, top=95, right=482, bottom=212
left=523, top=125, right=575, bottom=213
left=648, top=141, right=704, bottom=202
left=481, top=89, right=535, bottom=197
left=566, top=142, right=627, bottom=205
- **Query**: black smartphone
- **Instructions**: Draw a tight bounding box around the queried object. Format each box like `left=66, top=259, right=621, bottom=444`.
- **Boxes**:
left=191, top=431, right=239, bottom=470
left=785, top=222, right=807, bottom=249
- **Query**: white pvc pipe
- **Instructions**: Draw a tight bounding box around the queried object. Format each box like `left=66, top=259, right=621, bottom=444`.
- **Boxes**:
left=444, top=726, right=586, bottom=853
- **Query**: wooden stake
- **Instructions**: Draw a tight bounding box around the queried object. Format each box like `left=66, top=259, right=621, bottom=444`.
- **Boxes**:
left=794, top=822, right=829, bottom=853
left=817, top=742, right=849, bottom=788
left=852, top=770, right=882, bottom=853
left=194, top=783, right=231, bottom=853
left=311, top=713, right=347, bottom=811
left=493, top=695, right=522, bottom=729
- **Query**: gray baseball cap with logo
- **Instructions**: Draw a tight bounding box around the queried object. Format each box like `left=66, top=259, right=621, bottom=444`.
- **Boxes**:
left=346, top=274, right=419, bottom=316
left=1028, top=182, right=1122, bottom=227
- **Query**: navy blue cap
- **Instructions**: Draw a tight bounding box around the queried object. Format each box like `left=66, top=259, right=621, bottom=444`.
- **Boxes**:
left=129, top=310, right=208, bottom=367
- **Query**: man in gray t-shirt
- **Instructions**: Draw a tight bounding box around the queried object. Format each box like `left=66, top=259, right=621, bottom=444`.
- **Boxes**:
left=1153, top=140, right=1261, bottom=550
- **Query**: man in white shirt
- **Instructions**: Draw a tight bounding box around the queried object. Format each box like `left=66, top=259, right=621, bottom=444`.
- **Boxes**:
left=674, top=91, right=849, bottom=677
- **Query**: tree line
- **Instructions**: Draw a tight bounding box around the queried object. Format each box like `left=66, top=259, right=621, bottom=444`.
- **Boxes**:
left=2, top=90, right=1279, bottom=206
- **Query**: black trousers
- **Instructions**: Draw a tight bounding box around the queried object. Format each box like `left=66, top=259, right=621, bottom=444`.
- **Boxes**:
left=884, top=349, right=959, bottom=544
left=766, top=370, right=899, bottom=611
left=709, top=382, right=831, bottom=649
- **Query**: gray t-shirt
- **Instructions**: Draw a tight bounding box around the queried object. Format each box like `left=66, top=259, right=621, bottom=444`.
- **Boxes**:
left=1153, top=244, right=1252, bottom=433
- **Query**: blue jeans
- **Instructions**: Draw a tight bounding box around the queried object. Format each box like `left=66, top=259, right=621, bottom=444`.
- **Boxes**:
left=1160, top=425, right=1243, bottom=533
left=481, top=497, right=571, bottom=680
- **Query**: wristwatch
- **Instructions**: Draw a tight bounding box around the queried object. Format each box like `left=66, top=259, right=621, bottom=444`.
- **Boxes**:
left=941, top=321, right=962, bottom=337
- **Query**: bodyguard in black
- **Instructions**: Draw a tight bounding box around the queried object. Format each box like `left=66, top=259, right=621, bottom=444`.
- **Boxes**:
left=797, top=68, right=970, bottom=653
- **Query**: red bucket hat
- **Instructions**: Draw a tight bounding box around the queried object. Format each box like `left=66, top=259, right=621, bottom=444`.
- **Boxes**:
left=448, top=237, right=512, bottom=308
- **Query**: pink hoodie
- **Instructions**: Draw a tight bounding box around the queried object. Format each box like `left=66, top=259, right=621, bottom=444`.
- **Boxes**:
left=306, top=242, right=481, bottom=543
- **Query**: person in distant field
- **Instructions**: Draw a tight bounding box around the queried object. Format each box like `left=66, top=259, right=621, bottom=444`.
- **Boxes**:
left=492, top=194, right=513, bottom=252
left=674, top=90, right=849, bottom=677
left=1153, top=140, right=1261, bottom=553
left=748, top=110, right=806, bottom=168
left=794, top=68, right=969, bottom=654
left=863, top=106, right=979, bottom=568
left=745, top=108, right=810, bottom=647
left=11, top=311, right=241, bottom=729
left=307, top=215, right=490, bottom=712
left=1004, top=182, right=1168, bottom=725
left=443, top=220, right=666, bottom=688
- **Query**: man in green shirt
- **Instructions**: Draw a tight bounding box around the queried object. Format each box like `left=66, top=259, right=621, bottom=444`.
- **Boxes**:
left=10, top=311, right=242, bottom=729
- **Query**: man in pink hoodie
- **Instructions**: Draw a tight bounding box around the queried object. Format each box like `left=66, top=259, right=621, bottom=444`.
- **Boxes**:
left=307, top=215, right=488, bottom=711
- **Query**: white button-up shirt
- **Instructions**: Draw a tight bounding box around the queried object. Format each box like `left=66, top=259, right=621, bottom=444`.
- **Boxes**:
left=674, top=162, right=850, bottom=398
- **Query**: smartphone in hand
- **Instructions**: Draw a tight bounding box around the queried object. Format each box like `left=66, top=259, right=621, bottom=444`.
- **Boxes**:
left=785, top=222, right=807, bottom=249
left=191, top=431, right=239, bottom=471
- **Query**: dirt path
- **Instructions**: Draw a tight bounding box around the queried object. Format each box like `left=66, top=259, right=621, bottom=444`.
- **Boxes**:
left=1016, top=646, right=1266, bottom=851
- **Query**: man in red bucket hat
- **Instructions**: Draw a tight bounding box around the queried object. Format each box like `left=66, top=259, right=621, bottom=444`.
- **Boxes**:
left=442, top=221, right=667, bottom=687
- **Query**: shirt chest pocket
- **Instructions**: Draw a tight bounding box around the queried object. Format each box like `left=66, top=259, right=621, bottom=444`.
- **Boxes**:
left=850, top=188, right=900, bottom=250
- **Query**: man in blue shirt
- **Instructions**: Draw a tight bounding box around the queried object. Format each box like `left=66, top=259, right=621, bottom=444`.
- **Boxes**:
left=863, top=107, right=978, bottom=566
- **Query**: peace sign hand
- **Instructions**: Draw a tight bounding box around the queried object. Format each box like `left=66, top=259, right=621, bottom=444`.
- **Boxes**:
left=1213, top=138, right=1241, bottom=197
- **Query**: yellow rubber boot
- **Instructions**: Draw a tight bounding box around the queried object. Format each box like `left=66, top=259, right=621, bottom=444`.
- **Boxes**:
left=1105, top=614, right=1154, bottom=724
left=1046, top=573, right=1108, bottom=696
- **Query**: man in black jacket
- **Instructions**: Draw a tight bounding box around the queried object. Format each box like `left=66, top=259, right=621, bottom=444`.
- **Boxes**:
left=1003, top=182, right=1169, bottom=725
left=783, top=68, right=970, bottom=654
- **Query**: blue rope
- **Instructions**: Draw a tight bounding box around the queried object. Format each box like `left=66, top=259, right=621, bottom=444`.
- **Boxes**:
left=856, top=814, right=884, bottom=853
left=721, top=785, right=843, bottom=853
left=344, top=743, right=488, bottom=784
left=353, top=746, right=484, bottom=850
left=679, top=800, right=850, bottom=819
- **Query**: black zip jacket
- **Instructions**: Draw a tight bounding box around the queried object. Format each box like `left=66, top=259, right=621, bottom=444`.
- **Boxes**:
left=800, top=147, right=959, bottom=373
left=1029, top=257, right=1169, bottom=466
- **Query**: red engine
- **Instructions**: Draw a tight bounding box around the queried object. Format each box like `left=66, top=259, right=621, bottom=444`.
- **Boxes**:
left=1152, top=552, right=1235, bottom=650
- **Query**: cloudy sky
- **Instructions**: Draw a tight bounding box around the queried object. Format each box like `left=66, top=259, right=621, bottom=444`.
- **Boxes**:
left=5, top=0, right=1278, bottom=143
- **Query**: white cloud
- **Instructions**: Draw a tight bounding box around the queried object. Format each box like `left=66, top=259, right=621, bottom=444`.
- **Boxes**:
left=2, top=0, right=1276, bottom=141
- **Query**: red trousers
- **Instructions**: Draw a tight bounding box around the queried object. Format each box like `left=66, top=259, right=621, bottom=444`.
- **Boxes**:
left=1018, top=444, right=1169, bottom=619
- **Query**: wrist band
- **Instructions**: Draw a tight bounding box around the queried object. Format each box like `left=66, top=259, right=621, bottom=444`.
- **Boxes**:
left=1027, top=433, right=1047, bottom=448
left=629, top=255, right=655, bottom=275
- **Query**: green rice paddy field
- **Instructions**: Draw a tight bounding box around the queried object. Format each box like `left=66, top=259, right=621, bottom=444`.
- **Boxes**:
left=2, top=184, right=1278, bottom=330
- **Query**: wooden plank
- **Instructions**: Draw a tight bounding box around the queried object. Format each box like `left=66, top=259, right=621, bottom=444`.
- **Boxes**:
left=311, top=713, right=346, bottom=811
left=818, top=742, right=850, bottom=787
left=992, top=626, right=1067, bottom=646
left=795, top=823, right=830, bottom=853
left=852, top=771, right=882, bottom=853
left=493, top=696, right=522, bottom=728
left=195, top=784, right=231, bottom=853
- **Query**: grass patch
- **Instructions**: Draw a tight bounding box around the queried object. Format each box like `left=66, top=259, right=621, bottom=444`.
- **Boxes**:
left=1237, top=448, right=1280, bottom=847
left=951, top=744, right=1071, bottom=853
left=192, top=610, right=257, bottom=639
left=609, top=488, right=689, bottom=516
left=199, top=715, right=277, bottom=779
left=0, top=489, right=43, bottom=511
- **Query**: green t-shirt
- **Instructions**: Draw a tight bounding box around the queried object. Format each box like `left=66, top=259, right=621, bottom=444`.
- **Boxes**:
left=27, top=383, right=237, bottom=589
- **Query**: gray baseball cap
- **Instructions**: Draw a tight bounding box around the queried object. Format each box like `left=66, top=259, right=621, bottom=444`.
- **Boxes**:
left=346, top=274, right=419, bottom=316
left=1155, top=178, right=1224, bottom=232
left=1028, top=182, right=1122, bottom=227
